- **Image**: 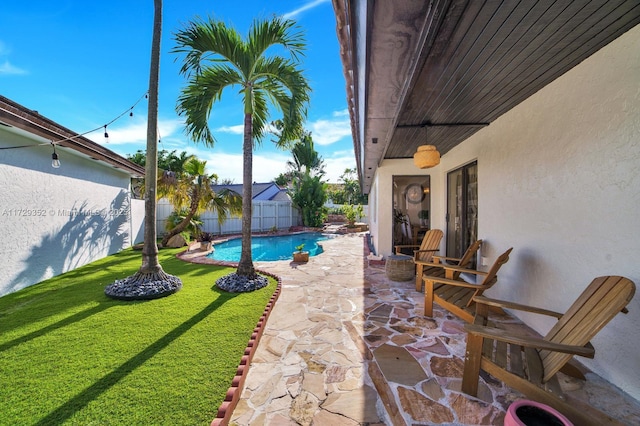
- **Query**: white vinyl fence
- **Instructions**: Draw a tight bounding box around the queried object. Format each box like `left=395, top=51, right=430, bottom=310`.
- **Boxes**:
left=156, top=199, right=302, bottom=236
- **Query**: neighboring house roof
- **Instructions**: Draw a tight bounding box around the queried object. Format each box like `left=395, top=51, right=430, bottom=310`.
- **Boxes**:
left=332, top=1, right=640, bottom=193
left=0, top=95, right=145, bottom=178
left=211, top=182, right=290, bottom=201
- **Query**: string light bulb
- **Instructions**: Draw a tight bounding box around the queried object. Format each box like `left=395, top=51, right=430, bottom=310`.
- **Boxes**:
left=51, top=143, right=61, bottom=168
left=104, top=125, right=109, bottom=143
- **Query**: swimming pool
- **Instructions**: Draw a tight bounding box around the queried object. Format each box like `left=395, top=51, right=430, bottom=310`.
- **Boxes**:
left=207, top=232, right=334, bottom=262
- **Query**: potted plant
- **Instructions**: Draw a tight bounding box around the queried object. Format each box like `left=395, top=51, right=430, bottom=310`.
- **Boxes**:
left=198, top=232, right=214, bottom=251
left=418, top=209, right=429, bottom=226
left=293, top=243, right=309, bottom=263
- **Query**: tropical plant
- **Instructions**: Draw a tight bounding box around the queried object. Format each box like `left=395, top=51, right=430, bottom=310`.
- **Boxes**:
left=290, top=173, right=327, bottom=227
left=165, top=209, right=202, bottom=239
left=287, top=131, right=325, bottom=177
left=173, top=16, right=311, bottom=280
left=198, top=232, right=214, bottom=242
left=328, top=168, right=367, bottom=205
left=343, top=204, right=364, bottom=226
left=127, top=149, right=195, bottom=173
left=104, top=0, right=182, bottom=299
left=158, top=157, right=242, bottom=247
left=295, top=243, right=305, bottom=253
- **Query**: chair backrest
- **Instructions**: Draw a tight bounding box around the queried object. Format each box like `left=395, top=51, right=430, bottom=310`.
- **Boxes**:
left=416, top=229, right=443, bottom=262
left=540, top=276, right=635, bottom=382
left=450, top=239, right=483, bottom=280
left=478, top=247, right=513, bottom=286
left=458, top=239, right=483, bottom=268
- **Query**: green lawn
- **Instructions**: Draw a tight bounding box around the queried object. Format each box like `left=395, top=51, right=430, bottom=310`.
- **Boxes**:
left=0, top=248, right=277, bottom=426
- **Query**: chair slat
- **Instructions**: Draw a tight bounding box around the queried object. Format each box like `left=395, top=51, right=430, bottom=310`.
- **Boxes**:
left=524, top=346, right=543, bottom=385
left=495, top=340, right=508, bottom=369
left=509, top=344, right=525, bottom=378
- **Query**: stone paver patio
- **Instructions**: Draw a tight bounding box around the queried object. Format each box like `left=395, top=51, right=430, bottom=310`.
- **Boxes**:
left=185, top=232, right=640, bottom=425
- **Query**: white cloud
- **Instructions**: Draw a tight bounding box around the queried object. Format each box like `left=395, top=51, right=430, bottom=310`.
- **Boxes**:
left=191, top=149, right=291, bottom=184
left=283, top=0, right=330, bottom=19
left=214, top=124, right=244, bottom=134
left=0, top=41, right=26, bottom=75
left=0, top=60, right=26, bottom=75
left=308, top=116, right=352, bottom=146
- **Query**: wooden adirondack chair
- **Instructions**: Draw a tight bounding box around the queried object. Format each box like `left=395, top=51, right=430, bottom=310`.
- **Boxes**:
left=462, top=276, right=635, bottom=426
left=422, top=247, right=513, bottom=322
left=413, top=239, right=483, bottom=292
left=395, top=229, right=443, bottom=288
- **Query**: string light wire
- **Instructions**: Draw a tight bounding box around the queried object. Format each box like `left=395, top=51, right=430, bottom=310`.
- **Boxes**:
left=0, top=91, right=148, bottom=150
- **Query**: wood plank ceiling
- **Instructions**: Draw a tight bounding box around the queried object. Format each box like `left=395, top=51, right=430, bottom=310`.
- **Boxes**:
left=333, top=0, right=640, bottom=193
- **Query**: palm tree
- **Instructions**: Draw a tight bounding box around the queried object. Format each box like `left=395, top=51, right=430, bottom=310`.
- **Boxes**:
left=159, top=157, right=242, bottom=246
left=287, top=131, right=325, bottom=178
left=173, top=16, right=311, bottom=280
left=105, top=0, right=182, bottom=299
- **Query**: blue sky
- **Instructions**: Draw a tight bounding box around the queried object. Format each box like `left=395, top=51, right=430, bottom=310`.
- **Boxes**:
left=0, top=0, right=354, bottom=183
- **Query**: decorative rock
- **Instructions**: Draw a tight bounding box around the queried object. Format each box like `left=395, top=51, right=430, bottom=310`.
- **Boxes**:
left=216, top=272, right=269, bottom=293
left=165, top=234, right=187, bottom=247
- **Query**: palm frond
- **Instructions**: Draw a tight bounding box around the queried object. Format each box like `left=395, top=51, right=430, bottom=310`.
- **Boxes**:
left=177, top=65, right=243, bottom=145
left=247, top=17, right=306, bottom=63
left=173, top=17, right=245, bottom=77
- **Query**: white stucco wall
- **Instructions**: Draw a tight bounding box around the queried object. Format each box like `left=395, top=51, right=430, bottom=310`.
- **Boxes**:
left=370, top=25, right=640, bottom=399
left=0, top=130, right=140, bottom=297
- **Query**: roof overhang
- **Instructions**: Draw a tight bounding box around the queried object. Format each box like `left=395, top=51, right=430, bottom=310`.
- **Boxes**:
left=332, top=0, right=640, bottom=194
left=0, top=95, right=145, bottom=178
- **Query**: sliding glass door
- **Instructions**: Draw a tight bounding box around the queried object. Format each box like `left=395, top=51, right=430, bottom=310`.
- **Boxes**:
left=446, top=162, right=478, bottom=262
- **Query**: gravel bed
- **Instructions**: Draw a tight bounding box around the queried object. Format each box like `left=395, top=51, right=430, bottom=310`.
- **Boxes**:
left=216, top=273, right=269, bottom=293
left=104, top=273, right=183, bottom=300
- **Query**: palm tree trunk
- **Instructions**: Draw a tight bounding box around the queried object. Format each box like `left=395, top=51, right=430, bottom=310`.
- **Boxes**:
left=237, top=112, right=255, bottom=277
left=140, top=0, right=164, bottom=274
left=161, top=193, right=200, bottom=247
left=104, top=0, right=182, bottom=300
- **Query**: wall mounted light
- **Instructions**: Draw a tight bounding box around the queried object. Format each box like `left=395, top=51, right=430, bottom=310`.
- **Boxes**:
left=51, top=143, right=61, bottom=168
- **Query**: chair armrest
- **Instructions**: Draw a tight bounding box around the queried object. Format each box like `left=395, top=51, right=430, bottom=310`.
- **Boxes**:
left=394, top=244, right=419, bottom=254
left=423, top=276, right=490, bottom=289
left=440, top=264, right=488, bottom=276
left=432, top=255, right=461, bottom=264
left=414, top=260, right=446, bottom=267
left=472, top=296, right=563, bottom=319
left=464, top=324, right=595, bottom=358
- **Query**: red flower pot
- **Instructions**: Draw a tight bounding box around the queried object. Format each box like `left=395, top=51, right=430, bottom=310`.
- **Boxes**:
left=504, top=399, right=573, bottom=426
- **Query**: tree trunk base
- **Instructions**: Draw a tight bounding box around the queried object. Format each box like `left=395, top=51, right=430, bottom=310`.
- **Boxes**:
left=104, top=269, right=182, bottom=300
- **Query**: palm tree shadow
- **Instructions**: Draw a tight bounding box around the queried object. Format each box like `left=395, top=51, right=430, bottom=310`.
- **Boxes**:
left=7, top=191, right=130, bottom=302
left=0, top=303, right=113, bottom=352
left=34, top=293, right=236, bottom=425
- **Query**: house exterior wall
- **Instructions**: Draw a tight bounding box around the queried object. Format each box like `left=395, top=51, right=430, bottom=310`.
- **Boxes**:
left=0, top=131, right=142, bottom=297
left=370, top=25, right=640, bottom=399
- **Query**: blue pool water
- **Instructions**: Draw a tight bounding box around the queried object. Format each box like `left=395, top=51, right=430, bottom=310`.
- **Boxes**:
left=207, top=232, right=334, bottom=262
